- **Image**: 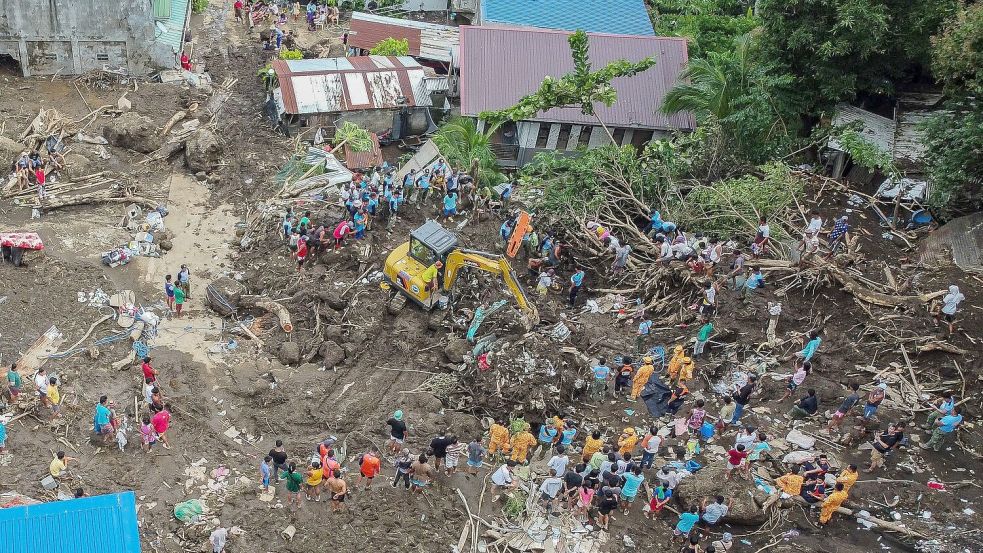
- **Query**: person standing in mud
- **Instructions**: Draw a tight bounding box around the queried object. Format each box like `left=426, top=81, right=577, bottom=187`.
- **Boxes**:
left=326, top=472, right=348, bottom=511
left=176, top=264, right=191, bottom=300
left=281, top=462, right=304, bottom=510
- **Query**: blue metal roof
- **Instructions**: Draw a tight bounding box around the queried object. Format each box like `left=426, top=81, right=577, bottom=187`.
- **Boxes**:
left=480, top=0, right=655, bottom=36
left=0, top=492, right=141, bottom=553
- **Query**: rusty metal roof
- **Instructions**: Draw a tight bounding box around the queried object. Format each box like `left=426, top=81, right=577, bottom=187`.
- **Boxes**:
left=273, top=56, right=432, bottom=115
left=343, top=132, right=385, bottom=170
left=349, top=12, right=459, bottom=63
left=459, top=26, right=695, bottom=130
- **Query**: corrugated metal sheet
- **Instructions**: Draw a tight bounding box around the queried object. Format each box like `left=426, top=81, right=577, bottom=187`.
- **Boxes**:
left=828, top=104, right=896, bottom=154
left=0, top=492, right=140, bottom=553
left=154, top=0, right=189, bottom=55
left=343, top=132, right=385, bottom=170
left=828, top=103, right=932, bottom=168
left=919, top=211, right=983, bottom=272
left=349, top=13, right=424, bottom=56
left=894, top=110, right=931, bottom=167
left=460, top=27, right=695, bottom=131
left=273, top=57, right=432, bottom=115
left=480, top=0, right=654, bottom=36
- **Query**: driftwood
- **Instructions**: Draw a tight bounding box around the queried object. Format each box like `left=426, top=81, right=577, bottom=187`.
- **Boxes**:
left=917, top=341, right=968, bottom=355
left=160, top=110, right=187, bottom=136
left=241, top=296, right=293, bottom=332
left=790, top=496, right=927, bottom=539
left=29, top=189, right=161, bottom=212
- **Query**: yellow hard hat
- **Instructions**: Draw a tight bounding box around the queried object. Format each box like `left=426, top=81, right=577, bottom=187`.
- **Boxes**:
left=674, top=345, right=683, bottom=353
left=643, top=356, right=653, bottom=363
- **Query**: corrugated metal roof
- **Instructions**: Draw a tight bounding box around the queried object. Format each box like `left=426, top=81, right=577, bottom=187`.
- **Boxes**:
left=480, top=0, right=654, bottom=36
left=894, top=109, right=931, bottom=167
left=349, top=13, right=460, bottom=63
left=828, top=103, right=931, bottom=168
left=343, top=132, right=385, bottom=170
left=0, top=492, right=140, bottom=553
left=829, top=104, right=896, bottom=154
left=154, top=0, right=190, bottom=56
left=273, top=57, right=432, bottom=115
left=460, top=27, right=695, bottom=130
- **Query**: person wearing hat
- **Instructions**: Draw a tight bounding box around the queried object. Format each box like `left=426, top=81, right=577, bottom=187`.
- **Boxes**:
left=676, top=356, right=696, bottom=385
left=630, top=357, right=655, bottom=401
left=617, top=427, right=639, bottom=457
left=667, top=345, right=685, bottom=382
left=422, top=260, right=443, bottom=294
left=386, top=411, right=408, bottom=454
left=711, top=532, right=734, bottom=552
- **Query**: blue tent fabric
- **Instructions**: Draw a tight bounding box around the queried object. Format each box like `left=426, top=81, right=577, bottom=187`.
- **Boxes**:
left=481, top=0, right=655, bottom=36
left=0, top=491, right=141, bottom=553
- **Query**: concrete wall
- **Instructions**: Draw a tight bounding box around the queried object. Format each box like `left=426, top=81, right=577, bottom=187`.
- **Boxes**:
left=0, top=0, right=175, bottom=76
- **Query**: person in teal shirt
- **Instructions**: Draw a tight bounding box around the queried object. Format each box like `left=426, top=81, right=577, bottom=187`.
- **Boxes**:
left=694, top=320, right=713, bottom=356
left=560, top=423, right=577, bottom=446
left=620, top=466, right=645, bottom=512
left=591, top=358, right=611, bottom=400
left=674, top=505, right=701, bottom=541
left=7, top=364, right=22, bottom=398
left=93, top=395, right=114, bottom=445
left=796, top=330, right=822, bottom=362
left=442, top=191, right=458, bottom=221
left=922, top=408, right=963, bottom=451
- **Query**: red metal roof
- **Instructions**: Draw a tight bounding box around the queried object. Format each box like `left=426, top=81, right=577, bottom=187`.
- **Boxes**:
left=343, top=132, right=384, bottom=170
left=349, top=16, right=423, bottom=56
left=459, top=26, right=696, bottom=131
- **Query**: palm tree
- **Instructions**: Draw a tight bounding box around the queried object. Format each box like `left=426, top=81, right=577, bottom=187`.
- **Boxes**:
left=433, top=117, right=501, bottom=187
left=661, top=34, right=753, bottom=121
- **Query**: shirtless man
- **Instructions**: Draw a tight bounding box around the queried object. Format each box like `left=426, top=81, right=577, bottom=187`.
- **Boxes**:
left=326, top=474, right=348, bottom=512
left=409, top=454, right=434, bottom=494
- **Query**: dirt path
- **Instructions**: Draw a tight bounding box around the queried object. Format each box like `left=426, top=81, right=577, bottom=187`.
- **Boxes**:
left=136, top=172, right=238, bottom=370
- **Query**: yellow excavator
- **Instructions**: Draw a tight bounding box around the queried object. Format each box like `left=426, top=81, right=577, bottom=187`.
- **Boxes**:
left=382, top=221, right=539, bottom=325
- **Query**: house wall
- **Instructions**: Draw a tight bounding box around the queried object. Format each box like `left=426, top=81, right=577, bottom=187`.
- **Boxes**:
left=511, top=121, right=670, bottom=167
left=0, top=0, right=173, bottom=76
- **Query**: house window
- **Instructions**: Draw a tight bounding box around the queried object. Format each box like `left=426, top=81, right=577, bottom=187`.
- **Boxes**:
left=612, top=128, right=627, bottom=145
left=556, top=124, right=572, bottom=149
left=578, top=126, right=592, bottom=147
left=96, top=53, right=110, bottom=62
left=535, top=124, right=551, bottom=149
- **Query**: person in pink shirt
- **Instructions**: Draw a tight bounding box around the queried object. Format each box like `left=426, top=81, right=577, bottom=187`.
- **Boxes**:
left=332, top=220, right=351, bottom=251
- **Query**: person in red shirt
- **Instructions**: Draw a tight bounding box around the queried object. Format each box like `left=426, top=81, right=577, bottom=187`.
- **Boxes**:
left=356, top=448, right=381, bottom=490
left=151, top=404, right=172, bottom=449
left=233, top=0, right=244, bottom=23
left=180, top=52, right=192, bottom=71
left=141, top=357, right=158, bottom=383
left=725, top=444, right=748, bottom=480
left=295, top=236, right=308, bottom=271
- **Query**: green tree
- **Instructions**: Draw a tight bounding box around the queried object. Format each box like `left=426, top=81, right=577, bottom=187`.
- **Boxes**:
left=479, top=30, right=657, bottom=143
left=370, top=38, right=410, bottom=57
left=931, top=2, right=983, bottom=97
left=648, top=0, right=760, bottom=58
left=332, top=121, right=373, bottom=152
left=432, top=118, right=503, bottom=189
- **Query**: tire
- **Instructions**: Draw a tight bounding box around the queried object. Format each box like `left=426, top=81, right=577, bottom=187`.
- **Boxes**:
left=387, top=292, right=407, bottom=315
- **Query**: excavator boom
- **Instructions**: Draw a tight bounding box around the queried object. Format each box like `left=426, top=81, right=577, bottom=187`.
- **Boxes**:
left=444, top=249, right=539, bottom=325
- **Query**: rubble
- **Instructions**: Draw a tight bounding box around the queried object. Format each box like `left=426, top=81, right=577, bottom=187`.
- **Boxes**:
left=103, top=112, right=162, bottom=153
left=184, top=128, right=223, bottom=173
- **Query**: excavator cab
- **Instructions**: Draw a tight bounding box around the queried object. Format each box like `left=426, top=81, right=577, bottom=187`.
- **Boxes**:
left=384, top=221, right=459, bottom=310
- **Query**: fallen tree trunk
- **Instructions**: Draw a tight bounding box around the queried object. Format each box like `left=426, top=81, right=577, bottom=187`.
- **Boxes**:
left=790, top=495, right=927, bottom=539
left=27, top=190, right=161, bottom=212
left=241, top=296, right=293, bottom=333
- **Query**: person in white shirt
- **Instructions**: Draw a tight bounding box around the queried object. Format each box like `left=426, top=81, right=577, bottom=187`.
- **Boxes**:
left=538, top=469, right=564, bottom=508
left=491, top=460, right=517, bottom=495
left=640, top=429, right=662, bottom=469
left=806, top=210, right=823, bottom=235
left=546, top=446, right=569, bottom=477
left=934, top=284, right=965, bottom=334
left=34, top=368, right=50, bottom=408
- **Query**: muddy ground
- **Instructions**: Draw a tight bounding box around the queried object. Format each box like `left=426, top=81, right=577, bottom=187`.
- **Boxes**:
left=1, top=4, right=981, bottom=553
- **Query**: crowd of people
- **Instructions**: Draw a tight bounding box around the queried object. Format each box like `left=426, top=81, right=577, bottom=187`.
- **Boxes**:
left=5, top=135, right=66, bottom=201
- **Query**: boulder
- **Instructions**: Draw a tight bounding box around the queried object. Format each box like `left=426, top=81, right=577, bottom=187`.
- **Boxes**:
left=318, top=340, right=346, bottom=369
left=278, top=342, right=300, bottom=365
left=443, top=337, right=471, bottom=362
left=0, top=135, right=26, bottom=162
left=184, top=129, right=223, bottom=173
left=673, top=463, right=770, bottom=526
left=205, top=276, right=247, bottom=317
left=103, top=112, right=161, bottom=153
left=317, top=288, right=347, bottom=310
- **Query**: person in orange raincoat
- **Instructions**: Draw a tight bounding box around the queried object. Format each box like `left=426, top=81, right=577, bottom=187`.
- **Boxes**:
left=676, top=356, right=695, bottom=384
left=617, top=427, right=639, bottom=457
left=835, top=464, right=859, bottom=495
left=819, top=483, right=848, bottom=524
left=510, top=429, right=537, bottom=463
left=630, top=357, right=655, bottom=400
left=581, top=430, right=603, bottom=462
left=488, top=419, right=511, bottom=458
left=666, top=345, right=685, bottom=381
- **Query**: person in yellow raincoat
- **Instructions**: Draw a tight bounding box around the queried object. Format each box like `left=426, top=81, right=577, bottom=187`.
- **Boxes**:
left=835, top=464, right=859, bottom=494
left=676, top=357, right=695, bottom=384
left=666, top=345, right=685, bottom=381
left=630, top=357, right=655, bottom=400
left=488, top=419, right=511, bottom=459
left=819, top=483, right=848, bottom=524
left=581, top=430, right=603, bottom=462
left=510, top=429, right=537, bottom=463
left=617, top=427, right=639, bottom=457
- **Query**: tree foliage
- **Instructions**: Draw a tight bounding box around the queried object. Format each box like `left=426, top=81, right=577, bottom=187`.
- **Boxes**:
left=480, top=30, right=657, bottom=136
left=931, top=3, right=983, bottom=97
left=370, top=37, right=410, bottom=57
left=332, top=121, right=373, bottom=152
left=648, top=0, right=759, bottom=58
left=433, top=118, right=503, bottom=188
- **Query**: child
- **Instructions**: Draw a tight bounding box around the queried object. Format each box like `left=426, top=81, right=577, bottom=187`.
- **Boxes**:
left=261, top=456, right=272, bottom=492
left=140, top=415, right=157, bottom=452
left=716, top=397, right=735, bottom=432
left=445, top=438, right=466, bottom=475
left=778, top=361, right=810, bottom=402
left=725, top=444, right=748, bottom=480
left=686, top=399, right=706, bottom=435
left=646, top=482, right=672, bottom=519
left=164, top=275, right=175, bottom=312
left=141, top=357, right=157, bottom=383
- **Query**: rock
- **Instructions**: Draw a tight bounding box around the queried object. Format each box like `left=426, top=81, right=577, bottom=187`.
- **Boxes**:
left=184, top=129, right=223, bottom=173
left=318, top=341, right=346, bottom=369
left=341, top=342, right=358, bottom=359
left=0, top=135, right=26, bottom=161
left=278, top=342, right=300, bottom=365
left=205, top=276, right=246, bottom=316
left=673, top=463, right=769, bottom=525
left=323, top=326, right=343, bottom=341
left=62, top=153, right=94, bottom=179
left=117, top=96, right=132, bottom=111
left=443, top=338, right=471, bottom=362
left=317, top=289, right=347, bottom=310
left=103, top=112, right=161, bottom=154
left=159, top=240, right=173, bottom=251
left=785, top=429, right=816, bottom=449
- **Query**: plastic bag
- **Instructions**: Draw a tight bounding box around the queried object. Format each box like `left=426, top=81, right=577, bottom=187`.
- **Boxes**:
left=700, top=421, right=715, bottom=440
left=174, top=499, right=204, bottom=523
